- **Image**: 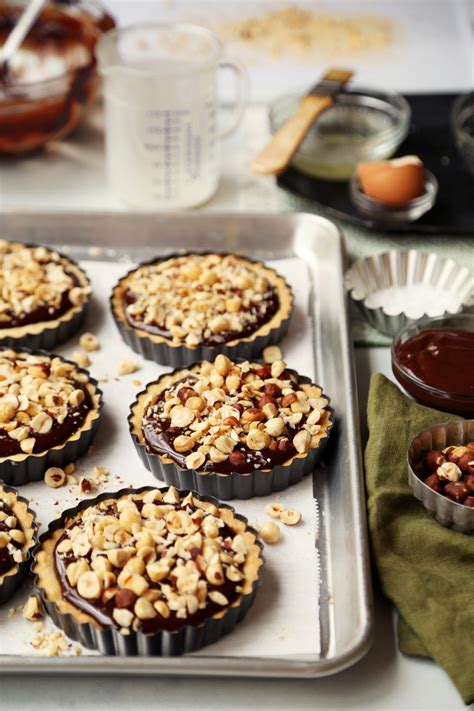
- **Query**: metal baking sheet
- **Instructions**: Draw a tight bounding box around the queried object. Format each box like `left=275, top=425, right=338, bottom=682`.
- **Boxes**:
left=0, top=211, right=373, bottom=677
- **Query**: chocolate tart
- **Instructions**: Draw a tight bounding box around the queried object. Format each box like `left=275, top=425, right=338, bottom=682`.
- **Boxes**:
left=0, top=241, right=91, bottom=350
left=0, top=348, right=103, bottom=486
left=129, top=355, right=333, bottom=500
left=110, top=252, right=293, bottom=366
left=32, top=485, right=263, bottom=656
left=0, top=483, right=37, bottom=604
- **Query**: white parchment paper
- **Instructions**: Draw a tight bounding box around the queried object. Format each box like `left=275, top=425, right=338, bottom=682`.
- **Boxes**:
left=0, top=256, right=321, bottom=660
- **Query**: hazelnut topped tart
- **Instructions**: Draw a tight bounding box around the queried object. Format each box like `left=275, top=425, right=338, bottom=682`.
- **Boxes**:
left=129, top=355, right=333, bottom=499
left=0, top=483, right=37, bottom=604
left=111, top=252, right=293, bottom=366
left=0, top=349, right=103, bottom=486
left=0, top=242, right=91, bottom=349
left=33, top=486, right=263, bottom=656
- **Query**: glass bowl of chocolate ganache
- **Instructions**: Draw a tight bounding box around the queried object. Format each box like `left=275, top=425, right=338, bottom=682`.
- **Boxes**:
left=0, top=0, right=114, bottom=155
left=392, top=313, right=474, bottom=417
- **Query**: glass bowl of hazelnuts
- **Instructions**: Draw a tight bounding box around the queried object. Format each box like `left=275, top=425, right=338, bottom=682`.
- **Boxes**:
left=408, top=420, right=474, bottom=533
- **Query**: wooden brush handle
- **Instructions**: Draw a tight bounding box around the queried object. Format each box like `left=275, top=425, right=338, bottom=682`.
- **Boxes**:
left=252, top=94, right=333, bottom=175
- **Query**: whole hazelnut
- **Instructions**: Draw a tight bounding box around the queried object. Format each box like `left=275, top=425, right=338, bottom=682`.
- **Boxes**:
left=423, top=450, right=445, bottom=474
left=463, top=496, right=474, bottom=508
left=177, top=387, right=197, bottom=403
left=263, top=383, right=281, bottom=399
left=457, top=453, right=474, bottom=474
left=278, top=438, right=293, bottom=453
left=254, top=365, right=271, bottom=379
left=463, top=473, right=474, bottom=494
left=115, top=588, right=138, bottom=609
left=423, top=473, right=443, bottom=493
left=444, top=481, right=469, bottom=504
left=257, top=394, right=275, bottom=409
left=446, top=446, right=470, bottom=464
left=229, top=451, right=246, bottom=468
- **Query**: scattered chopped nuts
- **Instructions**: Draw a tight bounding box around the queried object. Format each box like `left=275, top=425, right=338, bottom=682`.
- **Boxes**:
left=265, top=503, right=284, bottom=518
left=79, top=332, right=100, bottom=352
left=262, top=345, right=283, bottom=363
left=280, top=509, right=302, bottom=526
left=22, top=596, right=44, bottom=621
left=44, top=467, right=66, bottom=488
left=116, top=359, right=139, bottom=376
left=260, top=520, right=281, bottom=544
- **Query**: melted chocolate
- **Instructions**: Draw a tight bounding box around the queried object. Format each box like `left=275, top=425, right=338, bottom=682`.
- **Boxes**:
left=142, top=369, right=309, bottom=474
left=0, top=377, right=92, bottom=457
left=394, top=327, right=474, bottom=416
left=123, top=286, right=280, bottom=347
left=54, top=500, right=241, bottom=633
left=0, top=5, right=114, bottom=155
left=396, top=328, right=474, bottom=393
left=0, top=502, right=23, bottom=576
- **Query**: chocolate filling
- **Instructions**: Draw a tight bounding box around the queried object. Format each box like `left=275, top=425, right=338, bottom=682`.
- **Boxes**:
left=0, top=377, right=92, bottom=457
left=122, top=284, right=280, bottom=347
left=0, top=503, right=24, bottom=576
left=142, top=370, right=310, bottom=474
left=54, top=499, right=241, bottom=633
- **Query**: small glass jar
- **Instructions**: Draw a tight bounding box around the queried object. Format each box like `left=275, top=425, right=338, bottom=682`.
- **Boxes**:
left=269, top=86, right=410, bottom=181
left=392, top=314, right=474, bottom=417
left=349, top=169, right=438, bottom=223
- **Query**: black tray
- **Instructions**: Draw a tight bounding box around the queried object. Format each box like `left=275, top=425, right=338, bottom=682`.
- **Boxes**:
left=277, top=93, right=474, bottom=234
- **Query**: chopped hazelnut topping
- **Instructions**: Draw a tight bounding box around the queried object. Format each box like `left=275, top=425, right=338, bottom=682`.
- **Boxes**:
left=0, top=242, right=89, bottom=327
left=120, top=253, right=286, bottom=347
left=72, top=351, right=91, bottom=369
left=141, top=356, right=330, bottom=475
left=53, top=487, right=257, bottom=634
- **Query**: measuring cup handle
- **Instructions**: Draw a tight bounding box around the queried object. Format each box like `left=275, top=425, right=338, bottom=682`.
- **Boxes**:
left=218, top=58, right=249, bottom=139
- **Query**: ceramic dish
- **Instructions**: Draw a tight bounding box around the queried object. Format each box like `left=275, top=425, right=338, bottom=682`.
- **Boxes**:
left=408, top=420, right=474, bottom=533
left=345, top=250, right=474, bottom=338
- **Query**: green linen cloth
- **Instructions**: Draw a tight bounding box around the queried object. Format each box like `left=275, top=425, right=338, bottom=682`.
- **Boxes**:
left=365, top=373, right=474, bottom=704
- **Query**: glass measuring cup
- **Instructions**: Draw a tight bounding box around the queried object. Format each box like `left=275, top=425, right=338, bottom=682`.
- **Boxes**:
left=97, top=24, right=247, bottom=209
